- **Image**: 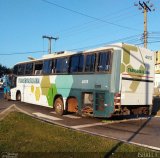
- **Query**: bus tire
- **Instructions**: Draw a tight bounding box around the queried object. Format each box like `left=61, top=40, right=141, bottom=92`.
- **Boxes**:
left=16, top=92, right=21, bottom=101
left=54, top=97, right=64, bottom=116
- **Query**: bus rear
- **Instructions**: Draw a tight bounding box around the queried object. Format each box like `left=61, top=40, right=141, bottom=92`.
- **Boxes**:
left=115, top=44, right=154, bottom=115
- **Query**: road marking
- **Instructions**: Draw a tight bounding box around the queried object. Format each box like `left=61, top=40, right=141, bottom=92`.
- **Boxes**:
left=71, top=122, right=107, bottom=129
left=33, top=112, right=63, bottom=121
left=50, top=112, right=81, bottom=119
left=50, top=111, right=56, bottom=114
left=63, top=115, right=81, bottom=119
left=155, top=115, right=160, bottom=118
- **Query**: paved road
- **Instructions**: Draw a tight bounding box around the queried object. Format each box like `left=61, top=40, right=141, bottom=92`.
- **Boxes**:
left=0, top=90, right=15, bottom=112
left=0, top=90, right=160, bottom=151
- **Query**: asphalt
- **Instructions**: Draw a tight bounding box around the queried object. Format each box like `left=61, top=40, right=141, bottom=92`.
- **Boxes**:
left=0, top=90, right=160, bottom=151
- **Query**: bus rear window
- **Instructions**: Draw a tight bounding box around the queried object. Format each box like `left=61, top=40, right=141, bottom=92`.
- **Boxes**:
left=97, top=51, right=111, bottom=72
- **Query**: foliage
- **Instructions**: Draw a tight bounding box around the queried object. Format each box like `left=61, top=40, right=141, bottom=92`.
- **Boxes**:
left=0, top=64, right=12, bottom=77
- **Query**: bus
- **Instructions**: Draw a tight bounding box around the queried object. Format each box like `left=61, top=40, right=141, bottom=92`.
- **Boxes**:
left=10, top=43, right=154, bottom=117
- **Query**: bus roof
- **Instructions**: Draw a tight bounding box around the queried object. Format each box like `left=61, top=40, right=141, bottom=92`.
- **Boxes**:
left=14, top=43, right=150, bottom=65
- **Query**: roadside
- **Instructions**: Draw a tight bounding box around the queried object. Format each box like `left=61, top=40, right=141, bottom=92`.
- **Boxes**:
left=0, top=111, right=159, bottom=158
left=1, top=93, right=160, bottom=152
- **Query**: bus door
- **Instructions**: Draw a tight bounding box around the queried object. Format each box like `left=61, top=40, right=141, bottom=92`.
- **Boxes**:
left=93, top=91, right=106, bottom=117
left=82, top=92, right=94, bottom=115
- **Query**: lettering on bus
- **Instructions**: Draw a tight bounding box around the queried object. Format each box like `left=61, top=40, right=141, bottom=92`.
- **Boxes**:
left=127, top=68, right=145, bottom=75
left=18, top=78, right=40, bottom=84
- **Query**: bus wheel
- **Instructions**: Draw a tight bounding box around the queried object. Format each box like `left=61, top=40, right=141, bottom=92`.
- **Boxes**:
left=54, top=97, right=64, bottom=116
left=16, top=92, right=21, bottom=101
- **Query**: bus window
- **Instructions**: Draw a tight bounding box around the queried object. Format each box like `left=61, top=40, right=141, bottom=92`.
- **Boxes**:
left=85, top=54, right=95, bottom=72
left=13, top=65, right=18, bottom=75
left=25, top=63, right=33, bottom=75
left=43, top=60, right=53, bottom=74
left=17, top=64, right=25, bottom=75
left=70, top=54, right=84, bottom=73
left=79, top=55, right=84, bottom=72
left=35, top=61, right=43, bottom=75
left=97, top=51, right=111, bottom=72
left=55, top=58, right=68, bottom=73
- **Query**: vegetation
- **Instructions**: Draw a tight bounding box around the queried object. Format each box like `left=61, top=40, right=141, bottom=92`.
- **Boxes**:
left=0, top=112, right=158, bottom=158
left=0, top=64, right=12, bottom=77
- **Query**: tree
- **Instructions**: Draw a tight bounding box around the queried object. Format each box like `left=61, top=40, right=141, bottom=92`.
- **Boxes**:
left=0, top=64, right=12, bottom=77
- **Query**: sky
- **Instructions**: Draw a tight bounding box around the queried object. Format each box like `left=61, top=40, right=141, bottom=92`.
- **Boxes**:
left=0, top=0, right=160, bottom=68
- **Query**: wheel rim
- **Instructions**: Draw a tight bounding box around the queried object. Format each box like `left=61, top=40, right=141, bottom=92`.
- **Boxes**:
left=17, top=94, right=21, bottom=101
left=55, top=98, right=64, bottom=115
left=56, top=103, right=62, bottom=113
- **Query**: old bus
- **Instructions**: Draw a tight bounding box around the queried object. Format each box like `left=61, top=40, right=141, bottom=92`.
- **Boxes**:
left=10, top=43, right=154, bottom=117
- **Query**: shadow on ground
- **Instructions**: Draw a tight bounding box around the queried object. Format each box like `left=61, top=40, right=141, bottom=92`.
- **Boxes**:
left=152, top=97, right=160, bottom=116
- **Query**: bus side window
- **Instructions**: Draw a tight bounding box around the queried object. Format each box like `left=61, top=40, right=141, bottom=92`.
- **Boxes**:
left=35, top=62, right=43, bottom=75
left=78, top=55, right=84, bottom=72
left=52, top=60, right=55, bottom=73
left=25, top=63, right=33, bottom=75
left=85, top=54, right=95, bottom=72
left=17, top=64, right=25, bottom=75
left=13, top=65, right=18, bottom=75
left=43, top=60, right=52, bottom=74
left=97, top=52, right=111, bottom=72
left=55, top=58, right=68, bottom=73
left=69, top=54, right=84, bottom=73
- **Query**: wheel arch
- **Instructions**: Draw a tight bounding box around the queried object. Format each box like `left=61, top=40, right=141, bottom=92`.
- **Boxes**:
left=16, top=90, right=21, bottom=101
left=66, top=96, right=78, bottom=113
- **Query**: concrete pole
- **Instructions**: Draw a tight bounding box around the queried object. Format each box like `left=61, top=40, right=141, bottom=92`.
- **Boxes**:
left=144, top=6, right=147, bottom=48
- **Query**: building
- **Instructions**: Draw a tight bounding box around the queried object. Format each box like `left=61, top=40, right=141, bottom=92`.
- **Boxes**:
left=155, top=51, right=160, bottom=73
left=154, top=51, right=160, bottom=96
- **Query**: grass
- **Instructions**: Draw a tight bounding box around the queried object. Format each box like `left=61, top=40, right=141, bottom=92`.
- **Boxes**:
left=0, top=112, right=159, bottom=158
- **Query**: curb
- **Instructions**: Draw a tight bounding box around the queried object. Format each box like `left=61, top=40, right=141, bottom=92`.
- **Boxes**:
left=0, top=105, right=160, bottom=151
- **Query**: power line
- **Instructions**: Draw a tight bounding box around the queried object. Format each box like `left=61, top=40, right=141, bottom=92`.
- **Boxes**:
left=0, top=34, right=142, bottom=56
left=55, top=6, right=134, bottom=35
left=52, top=7, right=137, bottom=42
left=58, top=13, right=140, bottom=40
left=68, top=34, right=142, bottom=51
left=136, top=40, right=160, bottom=45
left=0, top=50, right=47, bottom=56
left=134, top=0, right=155, bottom=48
left=41, top=0, right=141, bottom=32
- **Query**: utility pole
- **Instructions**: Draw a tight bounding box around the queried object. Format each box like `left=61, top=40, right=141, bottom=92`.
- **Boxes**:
left=134, top=0, right=155, bottom=48
left=42, top=35, right=59, bottom=54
